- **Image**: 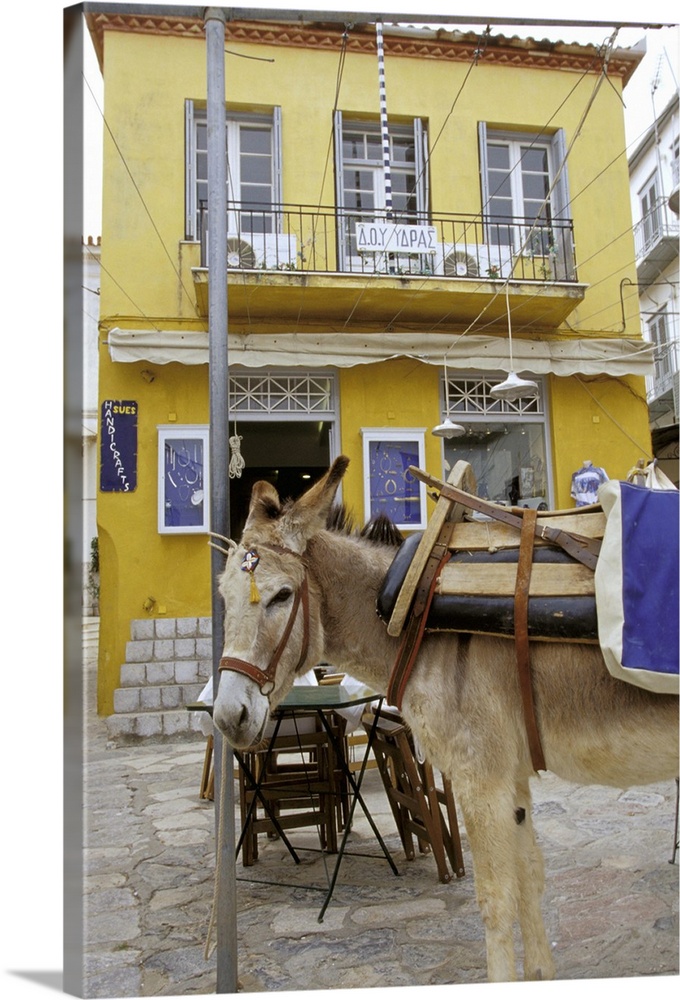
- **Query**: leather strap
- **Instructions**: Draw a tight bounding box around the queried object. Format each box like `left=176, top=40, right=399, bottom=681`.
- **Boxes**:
left=387, top=519, right=456, bottom=709
left=411, top=470, right=601, bottom=571
left=514, top=508, right=546, bottom=772
left=219, top=574, right=310, bottom=694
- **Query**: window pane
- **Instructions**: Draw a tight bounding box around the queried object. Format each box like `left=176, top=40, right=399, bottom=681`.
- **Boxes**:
left=523, top=174, right=549, bottom=200
left=521, top=147, right=548, bottom=172
left=487, top=144, right=510, bottom=169
left=392, top=137, right=415, bottom=163
left=488, top=171, right=512, bottom=198
left=241, top=155, right=272, bottom=184
left=240, top=127, right=271, bottom=154
left=240, top=185, right=271, bottom=206
left=443, top=424, right=548, bottom=506
left=366, top=134, right=382, bottom=160
left=343, top=133, right=365, bottom=159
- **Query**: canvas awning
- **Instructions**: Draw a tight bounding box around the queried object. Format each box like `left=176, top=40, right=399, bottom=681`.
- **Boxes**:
left=107, top=327, right=655, bottom=377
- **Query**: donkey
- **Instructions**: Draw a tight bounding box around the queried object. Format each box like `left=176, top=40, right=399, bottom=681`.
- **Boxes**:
left=213, top=456, right=678, bottom=982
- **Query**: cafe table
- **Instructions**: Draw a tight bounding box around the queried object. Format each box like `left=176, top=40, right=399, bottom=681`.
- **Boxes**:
left=189, top=682, right=400, bottom=920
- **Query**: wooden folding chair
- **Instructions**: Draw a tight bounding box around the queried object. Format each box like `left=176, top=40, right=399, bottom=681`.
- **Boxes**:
left=237, top=711, right=348, bottom=866
left=362, top=707, right=465, bottom=883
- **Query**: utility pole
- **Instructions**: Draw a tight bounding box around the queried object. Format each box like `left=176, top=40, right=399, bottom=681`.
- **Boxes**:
left=204, top=6, right=238, bottom=994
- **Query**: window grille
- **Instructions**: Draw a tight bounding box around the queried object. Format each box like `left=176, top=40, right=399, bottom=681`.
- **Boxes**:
left=444, top=376, right=544, bottom=417
left=229, top=373, right=336, bottom=415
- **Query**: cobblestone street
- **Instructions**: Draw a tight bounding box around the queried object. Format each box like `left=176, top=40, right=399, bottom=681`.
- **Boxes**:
left=81, top=644, right=679, bottom=998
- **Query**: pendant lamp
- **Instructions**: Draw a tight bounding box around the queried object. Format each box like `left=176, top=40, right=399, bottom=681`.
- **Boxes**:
left=489, top=286, right=538, bottom=402
left=432, top=416, right=466, bottom=439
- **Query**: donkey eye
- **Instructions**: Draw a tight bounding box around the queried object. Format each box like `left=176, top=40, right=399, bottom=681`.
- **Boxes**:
left=268, top=586, right=293, bottom=607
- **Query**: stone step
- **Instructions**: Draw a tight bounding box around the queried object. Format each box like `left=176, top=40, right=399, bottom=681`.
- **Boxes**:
left=105, top=707, right=210, bottom=744
left=113, top=681, right=207, bottom=714
left=119, top=659, right=211, bottom=688
left=105, top=615, right=215, bottom=745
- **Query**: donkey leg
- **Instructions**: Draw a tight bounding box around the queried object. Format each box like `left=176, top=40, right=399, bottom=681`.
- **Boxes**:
left=457, top=783, right=523, bottom=982
left=513, top=777, right=555, bottom=981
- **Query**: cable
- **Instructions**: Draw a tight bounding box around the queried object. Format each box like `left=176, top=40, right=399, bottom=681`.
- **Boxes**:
left=339, top=27, right=490, bottom=330
left=575, top=375, right=654, bottom=458
left=293, top=25, right=351, bottom=333
left=83, top=71, right=200, bottom=318
left=380, top=38, right=607, bottom=334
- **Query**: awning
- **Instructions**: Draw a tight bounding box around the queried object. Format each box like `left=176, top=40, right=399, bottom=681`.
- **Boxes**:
left=107, top=327, right=655, bottom=377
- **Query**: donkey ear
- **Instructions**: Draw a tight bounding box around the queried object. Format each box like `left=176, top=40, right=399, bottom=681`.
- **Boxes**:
left=244, top=479, right=283, bottom=529
left=286, top=456, right=350, bottom=542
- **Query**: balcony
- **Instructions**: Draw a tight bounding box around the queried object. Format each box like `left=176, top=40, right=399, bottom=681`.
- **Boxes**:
left=191, top=203, right=586, bottom=331
left=634, top=200, right=679, bottom=286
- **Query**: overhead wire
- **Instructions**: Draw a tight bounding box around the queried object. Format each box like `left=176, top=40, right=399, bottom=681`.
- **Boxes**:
left=292, top=23, right=351, bottom=334
left=340, top=24, right=491, bottom=330
left=379, top=35, right=608, bottom=334
left=82, top=71, right=201, bottom=322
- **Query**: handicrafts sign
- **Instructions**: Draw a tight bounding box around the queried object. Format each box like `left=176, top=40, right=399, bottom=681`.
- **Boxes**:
left=100, top=400, right=138, bottom=492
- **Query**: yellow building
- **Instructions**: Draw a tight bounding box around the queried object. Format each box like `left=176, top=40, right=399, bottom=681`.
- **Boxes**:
left=86, top=11, right=653, bottom=719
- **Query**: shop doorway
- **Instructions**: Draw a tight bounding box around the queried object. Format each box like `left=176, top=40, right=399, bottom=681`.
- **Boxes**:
left=228, top=420, right=333, bottom=538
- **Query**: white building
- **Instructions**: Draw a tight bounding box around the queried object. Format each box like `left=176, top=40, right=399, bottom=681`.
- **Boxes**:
left=629, top=91, right=679, bottom=483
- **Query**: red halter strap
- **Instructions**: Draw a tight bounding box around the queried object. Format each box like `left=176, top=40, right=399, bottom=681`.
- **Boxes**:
left=218, top=544, right=311, bottom=695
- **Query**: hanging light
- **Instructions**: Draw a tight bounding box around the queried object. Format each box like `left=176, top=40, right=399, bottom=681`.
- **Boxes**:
left=433, top=343, right=466, bottom=438
left=490, top=285, right=538, bottom=402
left=432, top=416, right=466, bottom=439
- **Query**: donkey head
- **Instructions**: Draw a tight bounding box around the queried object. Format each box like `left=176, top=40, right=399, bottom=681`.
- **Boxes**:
left=212, top=456, right=349, bottom=748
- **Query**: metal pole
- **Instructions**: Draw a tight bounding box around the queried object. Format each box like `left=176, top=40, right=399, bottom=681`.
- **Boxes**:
left=375, top=21, right=393, bottom=219
left=204, top=6, right=238, bottom=994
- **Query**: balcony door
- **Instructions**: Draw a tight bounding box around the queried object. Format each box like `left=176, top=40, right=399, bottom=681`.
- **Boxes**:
left=185, top=101, right=282, bottom=254
left=334, top=113, right=429, bottom=272
left=639, top=173, right=662, bottom=251
left=479, top=125, right=573, bottom=277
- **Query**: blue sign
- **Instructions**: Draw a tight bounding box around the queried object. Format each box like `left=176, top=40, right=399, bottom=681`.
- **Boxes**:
left=100, top=400, right=138, bottom=492
left=368, top=438, right=421, bottom=525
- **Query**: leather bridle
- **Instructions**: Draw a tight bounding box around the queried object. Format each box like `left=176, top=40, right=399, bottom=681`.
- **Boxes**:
left=218, top=544, right=311, bottom=696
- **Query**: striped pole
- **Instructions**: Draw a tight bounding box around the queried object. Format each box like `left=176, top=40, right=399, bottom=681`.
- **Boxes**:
left=375, top=21, right=393, bottom=218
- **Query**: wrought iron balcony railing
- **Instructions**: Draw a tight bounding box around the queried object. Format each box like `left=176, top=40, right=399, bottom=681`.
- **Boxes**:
left=197, top=202, right=578, bottom=283
left=633, top=198, right=680, bottom=260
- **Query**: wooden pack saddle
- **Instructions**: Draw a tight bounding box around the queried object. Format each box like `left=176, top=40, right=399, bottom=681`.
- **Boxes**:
left=380, top=461, right=606, bottom=772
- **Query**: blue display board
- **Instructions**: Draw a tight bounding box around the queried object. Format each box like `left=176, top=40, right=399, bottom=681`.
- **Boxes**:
left=367, top=437, right=422, bottom=526
left=100, top=400, right=138, bottom=493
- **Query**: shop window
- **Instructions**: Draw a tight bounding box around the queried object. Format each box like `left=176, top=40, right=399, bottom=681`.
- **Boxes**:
left=158, top=426, right=210, bottom=534
left=361, top=429, right=427, bottom=530
left=440, top=376, right=552, bottom=509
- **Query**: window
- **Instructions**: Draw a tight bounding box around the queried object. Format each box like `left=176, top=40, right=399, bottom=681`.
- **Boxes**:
left=158, top=426, right=210, bottom=534
left=639, top=172, right=662, bottom=250
left=361, top=429, right=427, bottom=530
left=478, top=125, right=572, bottom=270
left=649, top=307, right=672, bottom=384
left=334, top=113, right=429, bottom=271
left=440, top=376, right=552, bottom=508
left=185, top=102, right=282, bottom=241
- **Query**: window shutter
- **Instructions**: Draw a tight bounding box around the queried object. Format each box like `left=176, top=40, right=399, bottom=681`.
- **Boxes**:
left=414, top=118, right=429, bottom=219
left=273, top=106, right=283, bottom=228
left=551, top=128, right=571, bottom=220
left=333, top=110, right=344, bottom=208
left=185, top=99, right=196, bottom=240
left=333, top=110, right=347, bottom=268
left=478, top=121, right=490, bottom=212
